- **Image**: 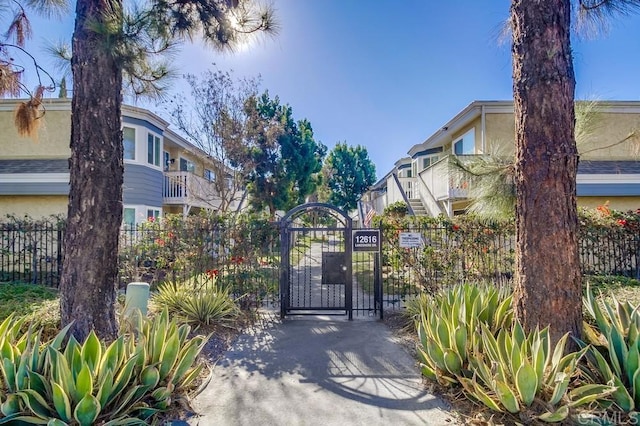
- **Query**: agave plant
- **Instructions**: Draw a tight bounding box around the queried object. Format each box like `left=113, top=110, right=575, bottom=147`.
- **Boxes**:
left=0, top=308, right=208, bottom=425
left=581, top=285, right=640, bottom=416
left=152, top=274, right=240, bottom=327
left=415, top=283, right=513, bottom=385
left=460, top=322, right=614, bottom=423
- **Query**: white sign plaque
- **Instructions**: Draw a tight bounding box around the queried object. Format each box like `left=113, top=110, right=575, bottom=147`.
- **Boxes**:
left=398, top=232, right=424, bottom=248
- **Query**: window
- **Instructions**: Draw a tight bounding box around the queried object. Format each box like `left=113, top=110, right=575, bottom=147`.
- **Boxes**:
left=179, top=158, right=195, bottom=173
left=204, top=169, right=215, bottom=182
left=147, top=133, right=161, bottom=166
left=147, top=209, right=160, bottom=221
left=163, top=151, right=170, bottom=171
left=123, top=208, right=136, bottom=227
left=453, top=129, right=475, bottom=155
left=421, top=155, right=440, bottom=169
left=123, top=127, right=136, bottom=160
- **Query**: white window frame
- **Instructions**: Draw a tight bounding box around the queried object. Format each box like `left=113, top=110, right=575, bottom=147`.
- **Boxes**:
left=123, top=127, right=136, bottom=161
left=179, top=157, right=195, bottom=173
left=147, top=132, right=161, bottom=167
left=421, top=154, right=441, bottom=170
left=146, top=209, right=161, bottom=221
left=122, top=205, right=162, bottom=226
left=123, top=207, right=136, bottom=227
left=453, top=129, right=475, bottom=156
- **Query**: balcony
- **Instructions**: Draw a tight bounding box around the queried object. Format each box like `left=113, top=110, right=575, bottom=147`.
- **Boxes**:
left=163, top=171, right=222, bottom=210
left=418, top=156, right=470, bottom=201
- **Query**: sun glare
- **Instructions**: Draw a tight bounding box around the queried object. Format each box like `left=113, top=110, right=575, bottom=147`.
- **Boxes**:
left=228, top=12, right=257, bottom=53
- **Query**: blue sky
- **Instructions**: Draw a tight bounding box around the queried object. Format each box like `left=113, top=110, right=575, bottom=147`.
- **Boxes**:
left=15, top=0, right=640, bottom=180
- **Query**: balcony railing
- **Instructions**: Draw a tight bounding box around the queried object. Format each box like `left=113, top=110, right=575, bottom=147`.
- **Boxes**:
left=418, top=155, right=470, bottom=200
left=163, top=171, right=221, bottom=209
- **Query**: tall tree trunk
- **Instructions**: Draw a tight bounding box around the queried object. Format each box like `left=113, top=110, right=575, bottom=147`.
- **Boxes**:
left=511, top=0, right=581, bottom=344
left=60, top=0, right=123, bottom=342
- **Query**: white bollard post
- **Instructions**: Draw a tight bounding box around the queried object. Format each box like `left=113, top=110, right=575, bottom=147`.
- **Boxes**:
left=125, top=282, right=150, bottom=317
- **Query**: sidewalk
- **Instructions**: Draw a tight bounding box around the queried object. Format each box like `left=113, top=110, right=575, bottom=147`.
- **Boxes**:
left=188, top=314, right=459, bottom=426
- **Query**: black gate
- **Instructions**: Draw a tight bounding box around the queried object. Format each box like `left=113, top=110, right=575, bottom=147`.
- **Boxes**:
left=279, top=203, right=382, bottom=319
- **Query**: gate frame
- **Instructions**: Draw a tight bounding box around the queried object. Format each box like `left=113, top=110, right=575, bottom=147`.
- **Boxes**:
left=279, top=202, right=353, bottom=319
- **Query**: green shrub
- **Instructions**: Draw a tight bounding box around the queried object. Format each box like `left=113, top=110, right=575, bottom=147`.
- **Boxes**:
left=415, top=283, right=513, bottom=385
left=400, top=293, right=430, bottom=333
left=383, top=201, right=409, bottom=217
left=461, top=323, right=614, bottom=423
left=0, top=308, right=208, bottom=424
left=152, top=273, right=240, bottom=327
left=581, top=285, right=640, bottom=418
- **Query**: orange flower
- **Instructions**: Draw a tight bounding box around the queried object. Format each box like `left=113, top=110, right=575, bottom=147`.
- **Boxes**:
left=452, top=224, right=460, bottom=231
left=596, top=202, right=611, bottom=217
left=155, top=238, right=165, bottom=246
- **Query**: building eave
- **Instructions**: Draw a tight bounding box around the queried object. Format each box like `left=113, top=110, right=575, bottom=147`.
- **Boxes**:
left=408, top=100, right=514, bottom=157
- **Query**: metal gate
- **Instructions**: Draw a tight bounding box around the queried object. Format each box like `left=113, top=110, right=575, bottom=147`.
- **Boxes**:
left=279, top=203, right=382, bottom=319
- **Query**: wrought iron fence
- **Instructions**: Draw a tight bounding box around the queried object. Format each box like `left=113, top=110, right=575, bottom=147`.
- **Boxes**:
left=580, top=225, right=640, bottom=278
left=379, top=221, right=639, bottom=304
left=0, top=221, right=63, bottom=286
left=379, top=223, right=516, bottom=305
left=117, top=220, right=281, bottom=308
left=1, top=219, right=638, bottom=309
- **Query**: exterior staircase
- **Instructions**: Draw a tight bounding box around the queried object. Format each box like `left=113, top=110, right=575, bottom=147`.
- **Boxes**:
left=408, top=198, right=428, bottom=216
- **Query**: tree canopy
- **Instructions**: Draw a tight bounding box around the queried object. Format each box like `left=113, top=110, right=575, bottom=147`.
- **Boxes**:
left=237, top=91, right=326, bottom=217
left=323, top=143, right=376, bottom=212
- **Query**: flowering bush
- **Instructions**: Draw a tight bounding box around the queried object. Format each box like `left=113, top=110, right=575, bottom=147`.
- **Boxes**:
left=378, top=214, right=515, bottom=293
left=377, top=204, right=639, bottom=295
left=118, top=212, right=280, bottom=307
left=579, top=204, right=640, bottom=277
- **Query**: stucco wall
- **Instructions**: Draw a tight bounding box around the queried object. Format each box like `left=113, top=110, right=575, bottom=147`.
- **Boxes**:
left=578, top=196, right=640, bottom=212
left=578, top=111, right=640, bottom=160
left=0, top=195, right=68, bottom=218
left=484, top=113, right=515, bottom=156
left=0, top=100, right=71, bottom=159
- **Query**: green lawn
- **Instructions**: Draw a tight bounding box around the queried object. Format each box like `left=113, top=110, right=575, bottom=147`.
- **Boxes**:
left=0, top=282, right=58, bottom=320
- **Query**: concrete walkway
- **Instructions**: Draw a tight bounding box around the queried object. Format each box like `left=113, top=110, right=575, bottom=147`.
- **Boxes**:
left=188, top=314, right=459, bottom=426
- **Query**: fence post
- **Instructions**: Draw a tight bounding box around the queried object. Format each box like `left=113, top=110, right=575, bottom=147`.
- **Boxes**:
left=376, top=221, right=384, bottom=320
left=57, top=226, right=63, bottom=287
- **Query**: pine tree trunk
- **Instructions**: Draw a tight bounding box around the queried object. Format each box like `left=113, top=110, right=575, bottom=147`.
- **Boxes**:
left=60, top=0, right=123, bottom=342
left=511, top=0, right=582, bottom=344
